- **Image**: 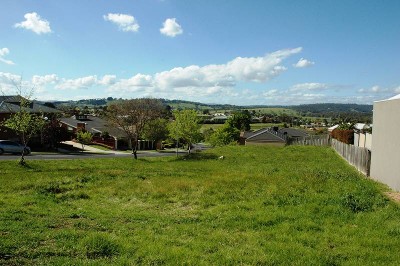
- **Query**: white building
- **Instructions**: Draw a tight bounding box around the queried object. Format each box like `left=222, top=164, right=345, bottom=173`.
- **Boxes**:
left=370, top=94, right=400, bottom=191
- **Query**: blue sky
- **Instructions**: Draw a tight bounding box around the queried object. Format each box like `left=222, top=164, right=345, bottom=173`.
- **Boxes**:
left=1, top=0, right=399, bottom=105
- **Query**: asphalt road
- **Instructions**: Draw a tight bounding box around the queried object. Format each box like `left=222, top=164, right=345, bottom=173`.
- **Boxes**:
left=0, top=151, right=186, bottom=160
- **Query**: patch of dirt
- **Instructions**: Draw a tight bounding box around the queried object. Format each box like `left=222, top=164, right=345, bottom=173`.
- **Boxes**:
left=384, top=192, right=400, bottom=203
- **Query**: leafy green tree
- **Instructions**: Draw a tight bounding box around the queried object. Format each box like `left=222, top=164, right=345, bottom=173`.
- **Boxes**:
left=208, top=124, right=240, bottom=147
left=2, top=96, right=46, bottom=165
left=76, top=130, right=93, bottom=151
left=142, top=118, right=169, bottom=150
left=202, top=127, right=215, bottom=142
left=168, top=110, right=202, bottom=154
left=227, top=111, right=251, bottom=131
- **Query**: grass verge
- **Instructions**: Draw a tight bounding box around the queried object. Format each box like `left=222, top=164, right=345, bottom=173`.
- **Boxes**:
left=0, top=145, right=399, bottom=265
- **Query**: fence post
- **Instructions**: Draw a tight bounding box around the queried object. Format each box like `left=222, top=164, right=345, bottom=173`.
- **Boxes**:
left=366, top=150, right=371, bottom=176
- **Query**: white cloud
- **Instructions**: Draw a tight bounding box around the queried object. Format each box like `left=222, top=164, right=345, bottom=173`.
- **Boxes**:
left=103, top=13, right=139, bottom=32
left=107, top=47, right=302, bottom=100
left=293, top=58, right=314, bottom=68
left=98, top=75, right=117, bottom=86
left=32, top=74, right=59, bottom=86
left=263, top=89, right=279, bottom=98
left=290, top=82, right=328, bottom=91
left=371, top=85, right=380, bottom=92
left=358, top=85, right=391, bottom=94
left=55, top=76, right=98, bottom=90
left=0, top=48, right=15, bottom=65
left=15, top=12, right=51, bottom=34
left=160, top=18, right=183, bottom=37
left=108, top=74, right=153, bottom=92
left=0, top=72, right=21, bottom=93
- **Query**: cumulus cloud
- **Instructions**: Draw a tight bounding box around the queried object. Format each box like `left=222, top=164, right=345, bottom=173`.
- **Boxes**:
left=290, top=82, right=328, bottom=91
left=31, top=74, right=59, bottom=86
left=15, top=12, right=51, bottom=34
left=108, top=47, right=302, bottom=95
left=108, top=74, right=153, bottom=92
left=0, top=72, right=21, bottom=93
left=55, top=76, right=98, bottom=90
left=293, top=58, right=314, bottom=68
left=98, top=75, right=117, bottom=86
left=160, top=18, right=183, bottom=37
left=103, top=13, right=139, bottom=32
left=0, top=48, right=15, bottom=65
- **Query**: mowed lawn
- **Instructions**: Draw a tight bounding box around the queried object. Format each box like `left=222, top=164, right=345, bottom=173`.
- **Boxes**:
left=1, top=146, right=400, bottom=265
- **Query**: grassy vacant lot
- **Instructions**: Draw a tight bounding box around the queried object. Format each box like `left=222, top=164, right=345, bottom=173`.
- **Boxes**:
left=1, top=146, right=400, bottom=265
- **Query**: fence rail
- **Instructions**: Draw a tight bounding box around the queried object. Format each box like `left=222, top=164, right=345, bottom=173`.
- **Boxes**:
left=291, top=135, right=371, bottom=176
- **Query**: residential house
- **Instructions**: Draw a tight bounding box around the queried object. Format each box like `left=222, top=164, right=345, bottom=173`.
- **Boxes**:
left=211, top=113, right=230, bottom=123
left=353, top=123, right=372, bottom=150
left=278, top=127, right=309, bottom=140
left=0, top=95, right=60, bottom=140
left=240, top=128, right=287, bottom=146
left=60, top=114, right=129, bottom=149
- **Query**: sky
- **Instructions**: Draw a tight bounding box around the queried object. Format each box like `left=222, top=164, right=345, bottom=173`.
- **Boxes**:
left=1, top=0, right=399, bottom=105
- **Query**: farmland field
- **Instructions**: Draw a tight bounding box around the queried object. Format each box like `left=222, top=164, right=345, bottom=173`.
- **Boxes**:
left=1, top=145, right=399, bottom=265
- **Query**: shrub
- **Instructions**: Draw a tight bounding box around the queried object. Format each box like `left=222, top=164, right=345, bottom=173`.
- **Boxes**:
left=208, top=125, right=240, bottom=147
left=331, top=129, right=354, bottom=144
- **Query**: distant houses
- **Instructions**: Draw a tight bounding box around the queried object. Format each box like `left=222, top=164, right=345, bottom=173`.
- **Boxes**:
left=59, top=114, right=128, bottom=150
left=0, top=95, right=60, bottom=140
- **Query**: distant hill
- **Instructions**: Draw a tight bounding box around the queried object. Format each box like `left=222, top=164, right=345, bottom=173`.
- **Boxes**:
left=44, top=98, right=372, bottom=116
left=291, top=103, right=373, bottom=115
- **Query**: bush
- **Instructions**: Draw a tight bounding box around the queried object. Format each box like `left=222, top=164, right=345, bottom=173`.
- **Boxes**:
left=331, top=129, right=354, bottom=144
left=208, top=125, right=240, bottom=147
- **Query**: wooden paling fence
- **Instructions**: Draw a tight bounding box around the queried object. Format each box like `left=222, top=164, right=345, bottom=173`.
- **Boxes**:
left=291, top=135, right=330, bottom=146
left=331, top=139, right=371, bottom=176
left=292, top=135, right=371, bottom=176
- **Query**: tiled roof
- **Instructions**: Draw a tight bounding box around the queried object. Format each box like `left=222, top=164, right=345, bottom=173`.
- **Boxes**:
left=245, top=128, right=286, bottom=142
left=278, top=128, right=309, bottom=138
left=60, top=115, right=128, bottom=138
left=0, top=95, right=60, bottom=114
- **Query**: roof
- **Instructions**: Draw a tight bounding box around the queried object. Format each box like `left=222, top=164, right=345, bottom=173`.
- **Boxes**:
left=60, top=115, right=127, bottom=138
left=245, top=128, right=286, bottom=143
left=0, top=95, right=60, bottom=114
left=278, top=128, right=309, bottom=138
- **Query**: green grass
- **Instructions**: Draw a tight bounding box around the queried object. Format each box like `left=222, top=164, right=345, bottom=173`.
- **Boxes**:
left=1, top=145, right=399, bottom=265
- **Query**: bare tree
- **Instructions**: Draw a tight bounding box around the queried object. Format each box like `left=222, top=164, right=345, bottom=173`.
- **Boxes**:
left=106, top=98, right=164, bottom=159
